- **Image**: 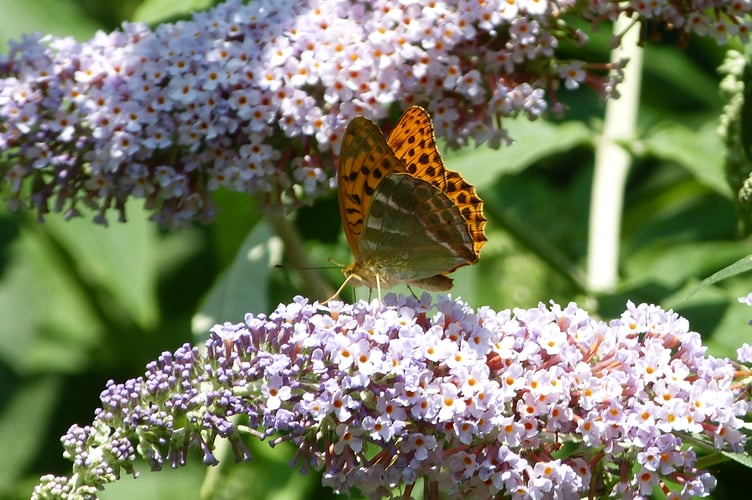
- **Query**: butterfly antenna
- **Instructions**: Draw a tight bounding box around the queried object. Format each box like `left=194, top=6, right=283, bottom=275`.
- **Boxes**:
left=274, top=263, right=340, bottom=270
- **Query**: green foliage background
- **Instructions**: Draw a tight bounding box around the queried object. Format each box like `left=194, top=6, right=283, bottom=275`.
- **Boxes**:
left=0, top=0, right=750, bottom=498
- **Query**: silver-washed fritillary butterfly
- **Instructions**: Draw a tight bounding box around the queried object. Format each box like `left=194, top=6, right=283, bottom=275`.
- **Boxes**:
left=329, top=105, right=487, bottom=300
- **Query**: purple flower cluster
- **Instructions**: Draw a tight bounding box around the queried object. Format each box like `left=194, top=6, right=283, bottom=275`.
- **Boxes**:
left=2, top=0, right=749, bottom=226
left=33, top=294, right=748, bottom=499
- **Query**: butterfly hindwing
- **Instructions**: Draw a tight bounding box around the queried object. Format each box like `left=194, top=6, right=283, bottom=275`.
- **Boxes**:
left=442, top=169, right=487, bottom=256
left=359, top=173, right=476, bottom=280
left=388, top=106, right=487, bottom=257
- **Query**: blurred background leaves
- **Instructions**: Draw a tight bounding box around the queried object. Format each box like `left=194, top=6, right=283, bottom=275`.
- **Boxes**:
left=1, top=0, right=751, bottom=498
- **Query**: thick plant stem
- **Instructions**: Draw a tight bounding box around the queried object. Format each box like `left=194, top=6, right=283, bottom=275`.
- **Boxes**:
left=587, top=14, right=643, bottom=292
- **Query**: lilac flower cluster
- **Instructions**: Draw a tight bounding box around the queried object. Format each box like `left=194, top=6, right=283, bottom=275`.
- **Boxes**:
left=2, top=1, right=749, bottom=226
left=33, top=294, right=748, bottom=499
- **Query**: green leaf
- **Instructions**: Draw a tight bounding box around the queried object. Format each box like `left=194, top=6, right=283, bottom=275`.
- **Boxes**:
left=210, top=189, right=262, bottom=268
left=700, top=288, right=752, bottom=358
left=0, top=0, right=100, bottom=50
left=742, top=45, right=752, bottom=163
left=642, top=43, right=723, bottom=110
left=43, top=202, right=161, bottom=331
left=99, top=462, right=205, bottom=500
left=641, top=122, right=731, bottom=197
left=0, top=377, right=60, bottom=491
left=446, top=118, right=593, bottom=188
left=0, top=224, right=101, bottom=373
left=132, top=0, right=215, bottom=24
left=193, top=220, right=279, bottom=337
left=683, top=430, right=752, bottom=470
left=687, top=254, right=752, bottom=297
left=718, top=449, right=752, bottom=469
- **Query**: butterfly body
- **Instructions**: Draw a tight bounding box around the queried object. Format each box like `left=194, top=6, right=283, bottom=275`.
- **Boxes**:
left=335, top=106, right=486, bottom=297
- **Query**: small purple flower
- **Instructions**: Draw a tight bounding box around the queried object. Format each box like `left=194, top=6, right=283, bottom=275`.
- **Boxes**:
left=738, top=343, right=752, bottom=363
left=3, top=0, right=749, bottom=226
left=32, top=294, right=750, bottom=499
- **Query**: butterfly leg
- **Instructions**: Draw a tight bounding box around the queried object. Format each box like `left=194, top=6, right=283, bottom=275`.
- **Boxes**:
left=406, top=285, right=420, bottom=300
left=321, top=274, right=355, bottom=305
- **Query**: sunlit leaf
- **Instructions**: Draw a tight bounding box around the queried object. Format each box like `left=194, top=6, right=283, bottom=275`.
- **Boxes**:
left=193, top=220, right=280, bottom=338
left=688, top=254, right=752, bottom=297
left=642, top=122, right=731, bottom=197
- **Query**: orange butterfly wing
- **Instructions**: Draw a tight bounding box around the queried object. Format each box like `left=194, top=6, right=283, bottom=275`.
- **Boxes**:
left=337, top=116, right=404, bottom=261
left=335, top=106, right=487, bottom=293
left=387, top=106, right=487, bottom=262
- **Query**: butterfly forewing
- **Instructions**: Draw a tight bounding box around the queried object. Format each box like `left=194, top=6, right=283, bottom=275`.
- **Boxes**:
left=442, top=169, right=487, bottom=257
left=388, top=106, right=487, bottom=257
left=387, top=106, right=449, bottom=191
left=338, top=117, right=404, bottom=261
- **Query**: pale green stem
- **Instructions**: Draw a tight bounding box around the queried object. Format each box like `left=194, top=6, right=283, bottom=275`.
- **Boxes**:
left=587, top=14, right=643, bottom=292
left=199, top=435, right=228, bottom=500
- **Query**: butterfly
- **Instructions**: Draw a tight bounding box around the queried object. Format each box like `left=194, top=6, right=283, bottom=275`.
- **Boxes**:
left=328, top=105, right=487, bottom=301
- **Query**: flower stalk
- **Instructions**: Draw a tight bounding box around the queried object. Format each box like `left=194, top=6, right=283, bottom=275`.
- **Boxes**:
left=587, top=13, right=643, bottom=293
